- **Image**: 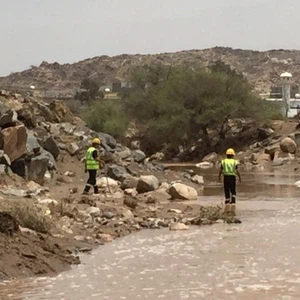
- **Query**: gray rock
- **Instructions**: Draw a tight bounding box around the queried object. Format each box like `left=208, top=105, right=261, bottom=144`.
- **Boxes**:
left=102, top=211, right=115, bottom=219
left=40, top=148, right=56, bottom=170
left=118, top=147, right=132, bottom=160
left=126, top=166, right=139, bottom=177
left=0, top=104, right=14, bottom=127
left=191, top=175, right=204, bottom=185
left=67, top=143, right=80, bottom=156
left=183, top=172, right=192, bottom=180
left=0, top=150, right=11, bottom=166
left=26, top=131, right=41, bottom=157
left=27, top=154, right=49, bottom=184
left=58, top=143, right=67, bottom=150
left=37, top=103, right=54, bottom=122
left=137, top=175, right=159, bottom=193
left=107, top=164, right=127, bottom=180
left=11, top=159, right=27, bottom=178
left=98, top=132, right=117, bottom=149
left=121, top=175, right=139, bottom=190
left=43, top=136, right=60, bottom=159
left=132, top=150, right=146, bottom=163
left=258, top=127, right=274, bottom=139
left=86, top=207, right=101, bottom=218
left=61, top=123, right=75, bottom=134
left=17, top=108, right=37, bottom=128
left=0, top=188, right=29, bottom=198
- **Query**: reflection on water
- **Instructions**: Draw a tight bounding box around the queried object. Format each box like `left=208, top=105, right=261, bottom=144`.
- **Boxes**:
left=1, top=170, right=300, bottom=300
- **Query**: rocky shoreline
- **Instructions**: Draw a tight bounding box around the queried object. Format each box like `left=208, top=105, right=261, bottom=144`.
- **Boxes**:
left=0, top=90, right=299, bottom=281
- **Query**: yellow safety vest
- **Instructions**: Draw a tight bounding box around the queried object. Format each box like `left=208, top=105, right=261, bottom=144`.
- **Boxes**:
left=85, top=147, right=99, bottom=170
left=221, top=158, right=238, bottom=176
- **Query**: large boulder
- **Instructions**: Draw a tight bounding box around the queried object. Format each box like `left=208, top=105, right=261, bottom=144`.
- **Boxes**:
left=132, top=150, right=146, bottom=163
left=39, top=148, right=56, bottom=170
left=258, top=127, right=274, bottom=140
left=169, top=183, right=198, bottom=200
left=67, top=142, right=80, bottom=156
left=136, top=175, right=159, bottom=193
left=2, top=125, right=27, bottom=162
left=0, top=104, right=14, bottom=127
left=49, top=100, right=73, bottom=123
left=26, top=131, right=41, bottom=157
left=17, top=108, right=37, bottom=128
left=107, top=164, right=127, bottom=180
left=43, top=136, right=60, bottom=159
left=37, top=103, right=54, bottom=122
left=118, top=147, right=132, bottom=160
left=11, top=159, right=27, bottom=178
left=27, top=154, right=49, bottom=184
left=98, top=132, right=117, bottom=149
left=280, top=137, right=297, bottom=154
left=120, top=175, right=139, bottom=190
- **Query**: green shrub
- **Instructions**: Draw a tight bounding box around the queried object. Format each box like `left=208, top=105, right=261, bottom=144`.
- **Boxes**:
left=83, top=100, right=129, bottom=138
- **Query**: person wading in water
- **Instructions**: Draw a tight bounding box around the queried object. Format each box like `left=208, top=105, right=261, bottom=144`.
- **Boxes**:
left=218, top=148, right=241, bottom=214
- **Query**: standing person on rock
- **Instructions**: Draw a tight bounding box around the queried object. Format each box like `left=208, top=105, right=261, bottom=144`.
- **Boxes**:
left=82, top=138, right=104, bottom=195
left=218, top=148, right=241, bottom=214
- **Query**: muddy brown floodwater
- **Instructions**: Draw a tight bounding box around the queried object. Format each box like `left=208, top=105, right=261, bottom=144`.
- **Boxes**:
left=1, top=167, right=300, bottom=300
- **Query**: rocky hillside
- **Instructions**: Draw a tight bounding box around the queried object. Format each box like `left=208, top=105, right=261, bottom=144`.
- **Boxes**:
left=1, top=47, right=300, bottom=95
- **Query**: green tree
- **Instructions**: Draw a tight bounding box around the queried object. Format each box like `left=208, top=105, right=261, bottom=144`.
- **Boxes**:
left=123, top=63, right=281, bottom=150
left=83, top=100, right=129, bottom=138
left=75, top=78, right=103, bottom=103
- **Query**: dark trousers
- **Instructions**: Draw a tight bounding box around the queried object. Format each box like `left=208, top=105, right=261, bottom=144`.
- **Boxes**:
left=223, top=175, right=236, bottom=204
left=83, top=170, right=99, bottom=194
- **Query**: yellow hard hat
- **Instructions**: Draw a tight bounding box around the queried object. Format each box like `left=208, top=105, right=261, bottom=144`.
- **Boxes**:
left=226, top=148, right=235, bottom=155
left=92, top=138, right=101, bottom=145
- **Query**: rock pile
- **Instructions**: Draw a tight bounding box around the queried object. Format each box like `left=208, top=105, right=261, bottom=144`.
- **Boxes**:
left=0, top=91, right=150, bottom=185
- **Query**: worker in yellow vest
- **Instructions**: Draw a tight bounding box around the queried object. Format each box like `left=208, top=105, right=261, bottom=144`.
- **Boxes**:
left=82, top=138, right=103, bottom=195
left=218, top=148, right=241, bottom=213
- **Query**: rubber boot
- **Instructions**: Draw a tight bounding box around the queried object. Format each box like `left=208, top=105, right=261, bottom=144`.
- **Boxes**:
left=82, top=186, right=90, bottom=195
left=93, top=186, right=99, bottom=195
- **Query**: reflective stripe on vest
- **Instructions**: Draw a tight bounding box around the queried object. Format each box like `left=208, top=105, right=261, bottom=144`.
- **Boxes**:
left=86, top=147, right=99, bottom=170
left=221, top=158, right=237, bottom=176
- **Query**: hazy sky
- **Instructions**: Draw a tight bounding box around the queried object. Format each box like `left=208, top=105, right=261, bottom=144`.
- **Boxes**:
left=1, top=0, right=299, bottom=76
